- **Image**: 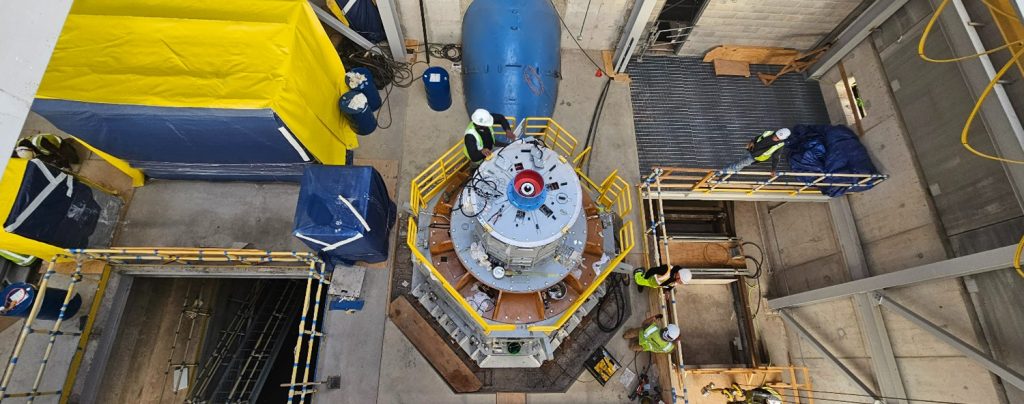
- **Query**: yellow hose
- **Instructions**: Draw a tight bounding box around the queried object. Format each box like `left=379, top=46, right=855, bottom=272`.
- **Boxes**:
left=1015, top=234, right=1024, bottom=278
left=918, top=0, right=1024, bottom=164
left=919, top=0, right=1023, bottom=63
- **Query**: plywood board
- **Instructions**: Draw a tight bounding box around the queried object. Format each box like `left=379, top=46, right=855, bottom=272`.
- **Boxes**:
left=388, top=296, right=482, bottom=393
left=659, top=240, right=745, bottom=269
left=713, top=59, right=750, bottom=77
left=703, top=45, right=799, bottom=65
left=496, top=392, right=526, bottom=404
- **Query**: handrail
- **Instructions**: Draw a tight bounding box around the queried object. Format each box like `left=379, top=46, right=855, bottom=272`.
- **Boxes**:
left=0, top=248, right=325, bottom=404
left=408, top=118, right=635, bottom=335
left=649, top=166, right=888, bottom=198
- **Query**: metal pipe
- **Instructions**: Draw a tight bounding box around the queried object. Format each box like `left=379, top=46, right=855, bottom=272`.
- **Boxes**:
left=419, top=0, right=430, bottom=64
left=779, top=310, right=881, bottom=400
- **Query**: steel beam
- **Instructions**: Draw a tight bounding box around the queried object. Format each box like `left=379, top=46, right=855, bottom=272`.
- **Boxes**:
left=809, top=0, right=910, bottom=79
left=829, top=198, right=909, bottom=403
left=309, top=3, right=375, bottom=51
left=0, top=0, right=74, bottom=173
left=376, top=0, right=408, bottom=61
left=611, top=0, right=659, bottom=74
left=876, top=292, right=1024, bottom=391
left=779, top=310, right=881, bottom=400
left=768, top=244, right=1017, bottom=309
left=654, top=191, right=832, bottom=203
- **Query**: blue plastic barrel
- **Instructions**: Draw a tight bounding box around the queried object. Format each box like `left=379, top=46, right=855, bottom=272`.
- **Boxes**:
left=0, top=282, right=82, bottom=320
left=462, top=0, right=561, bottom=121
left=347, top=67, right=382, bottom=112
left=339, top=91, right=377, bottom=136
left=422, top=67, right=452, bottom=112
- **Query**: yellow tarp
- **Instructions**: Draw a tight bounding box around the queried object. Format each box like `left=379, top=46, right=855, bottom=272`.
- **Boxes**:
left=36, top=0, right=357, bottom=165
left=0, top=159, right=66, bottom=261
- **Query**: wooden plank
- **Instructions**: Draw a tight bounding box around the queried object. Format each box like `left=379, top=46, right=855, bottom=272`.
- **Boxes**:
left=49, top=260, right=108, bottom=275
left=702, top=45, right=799, bottom=65
left=601, top=50, right=632, bottom=83
left=388, top=296, right=482, bottom=393
left=496, top=392, right=526, bottom=404
left=713, top=59, right=750, bottom=77
left=658, top=240, right=746, bottom=269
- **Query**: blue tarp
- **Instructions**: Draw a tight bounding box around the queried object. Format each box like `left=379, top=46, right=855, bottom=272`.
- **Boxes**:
left=4, top=160, right=100, bottom=248
left=32, top=99, right=311, bottom=181
left=345, top=0, right=386, bottom=43
left=786, top=124, right=880, bottom=197
left=293, top=165, right=396, bottom=264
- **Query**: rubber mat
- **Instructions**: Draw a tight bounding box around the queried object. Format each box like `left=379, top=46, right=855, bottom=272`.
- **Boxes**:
left=628, top=56, right=830, bottom=174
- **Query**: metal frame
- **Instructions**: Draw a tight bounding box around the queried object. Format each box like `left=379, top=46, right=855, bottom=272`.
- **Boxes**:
left=808, top=0, right=911, bottom=79
left=767, top=244, right=1017, bottom=309
left=829, top=198, right=909, bottom=403
left=309, top=3, right=375, bottom=51
left=876, top=292, right=1024, bottom=391
left=376, top=0, right=408, bottom=61
left=642, top=167, right=888, bottom=202
left=611, top=0, right=659, bottom=74
left=779, top=310, right=880, bottom=400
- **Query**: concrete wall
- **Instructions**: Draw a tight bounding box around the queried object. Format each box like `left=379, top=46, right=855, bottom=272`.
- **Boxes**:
left=393, top=0, right=636, bottom=50
left=678, top=0, right=862, bottom=56
left=754, top=31, right=1007, bottom=404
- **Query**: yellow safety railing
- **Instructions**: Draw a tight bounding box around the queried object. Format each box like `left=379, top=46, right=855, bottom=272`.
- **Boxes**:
left=0, top=248, right=327, bottom=404
left=650, top=167, right=888, bottom=197
left=408, top=118, right=635, bottom=335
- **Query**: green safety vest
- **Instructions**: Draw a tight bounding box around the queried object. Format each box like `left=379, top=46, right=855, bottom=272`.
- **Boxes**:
left=462, top=123, right=493, bottom=159
left=638, top=323, right=675, bottom=353
left=0, top=249, right=36, bottom=266
left=753, top=130, right=785, bottom=162
left=633, top=270, right=663, bottom=289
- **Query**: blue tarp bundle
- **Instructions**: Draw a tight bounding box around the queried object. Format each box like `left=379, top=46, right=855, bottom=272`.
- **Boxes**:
left=4, top=160, right=100, bottom=248
left=345, top=0, right=386, bottom=43
left=786, top=124, right=880, bottom=197
left=293, top=165, right=396, bottom=264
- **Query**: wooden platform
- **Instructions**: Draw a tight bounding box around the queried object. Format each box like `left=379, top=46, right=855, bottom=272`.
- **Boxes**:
left=388, top=296, right=482, bottom=393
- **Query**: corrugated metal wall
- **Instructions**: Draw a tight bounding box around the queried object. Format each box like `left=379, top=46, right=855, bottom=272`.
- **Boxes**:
left=627, top=56, right=829, bottom=174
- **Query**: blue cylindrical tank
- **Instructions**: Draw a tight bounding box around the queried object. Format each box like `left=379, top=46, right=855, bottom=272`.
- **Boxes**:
left=347, top=67, right=382, bottom=112
left=0, top=282, right=82, bottom=320
left=339, top=91, right=377, bottom=136
left=462, top=0, right=561, bottom=121
left=422, top=66, right=452, bottom=111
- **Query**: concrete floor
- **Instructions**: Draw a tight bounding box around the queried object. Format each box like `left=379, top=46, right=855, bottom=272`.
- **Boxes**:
left=315, top=49, right=653, bottom=404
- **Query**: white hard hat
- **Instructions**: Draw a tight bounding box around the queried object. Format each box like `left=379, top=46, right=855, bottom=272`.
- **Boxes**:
left=472, top=108, right=494, bottom=127
left=662, top=324, right=680, bottom=341
left=677, top=268, right=693, bottom=284
left=775, top=128, right=791, bottom=140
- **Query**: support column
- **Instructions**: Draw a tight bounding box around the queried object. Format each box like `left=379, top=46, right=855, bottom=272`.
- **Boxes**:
left=829, top=197, right=909, bottom=403
left=611, top=0, right=659, bottom=74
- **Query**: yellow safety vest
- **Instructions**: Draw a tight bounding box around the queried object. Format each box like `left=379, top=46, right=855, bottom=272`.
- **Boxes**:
left=638, top=323, right=674, bottom=353
left=633, top=270, right=662, bottom=289
left=753, top=130, right=785, bottom=162
left=462, top=123, right=492, bottom=159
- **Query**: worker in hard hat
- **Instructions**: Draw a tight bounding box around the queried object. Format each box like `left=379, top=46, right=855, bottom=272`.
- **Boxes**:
left=12, top=133, right=79, bottom=170
left=720, top=128, right=791, bottom=175
left=464, top=108, right=515, bottom=163
left=622, top=314, right=679, bottom=353
left=633, top=265, right=692, bottom=292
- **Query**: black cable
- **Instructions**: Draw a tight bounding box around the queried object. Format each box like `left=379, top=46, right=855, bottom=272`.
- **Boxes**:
left=596, top=274, right=626, bottom=332
left=547, top=0, right=607, bottom=76
left=419, top=0, right=430, bottom=64
left=582, top=78, right=612, bottom=175
left=428, top=44, right=462, bottom=63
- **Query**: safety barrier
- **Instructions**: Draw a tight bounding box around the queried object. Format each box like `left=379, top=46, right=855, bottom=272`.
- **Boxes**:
left=407, top=118, right=635, bottom=335
left=645, top=167, right=888, bottom=201
left=0, top=248, right=327, bottom=404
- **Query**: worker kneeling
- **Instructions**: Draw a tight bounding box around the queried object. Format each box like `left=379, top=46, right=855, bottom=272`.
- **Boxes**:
left=633, top=265, right=693, bottom=292
left=622, top=314, right=679, bottom=353
left=463, top=108, right=515, bottom=164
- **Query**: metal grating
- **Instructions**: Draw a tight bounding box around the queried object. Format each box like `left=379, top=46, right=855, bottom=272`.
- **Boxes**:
left=628, top=56, right=830, bottom=174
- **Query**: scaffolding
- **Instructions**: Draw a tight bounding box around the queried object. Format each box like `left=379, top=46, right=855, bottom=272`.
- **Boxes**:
left=643, top=167, right=888, bottom=202
left=0, top=248, right=328, bottom=404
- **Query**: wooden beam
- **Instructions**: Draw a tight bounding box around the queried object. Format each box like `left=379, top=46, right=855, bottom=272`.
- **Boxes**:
left=388, top=296, right=482, bottom=393
left=703, top=45, right=799, bottom=65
